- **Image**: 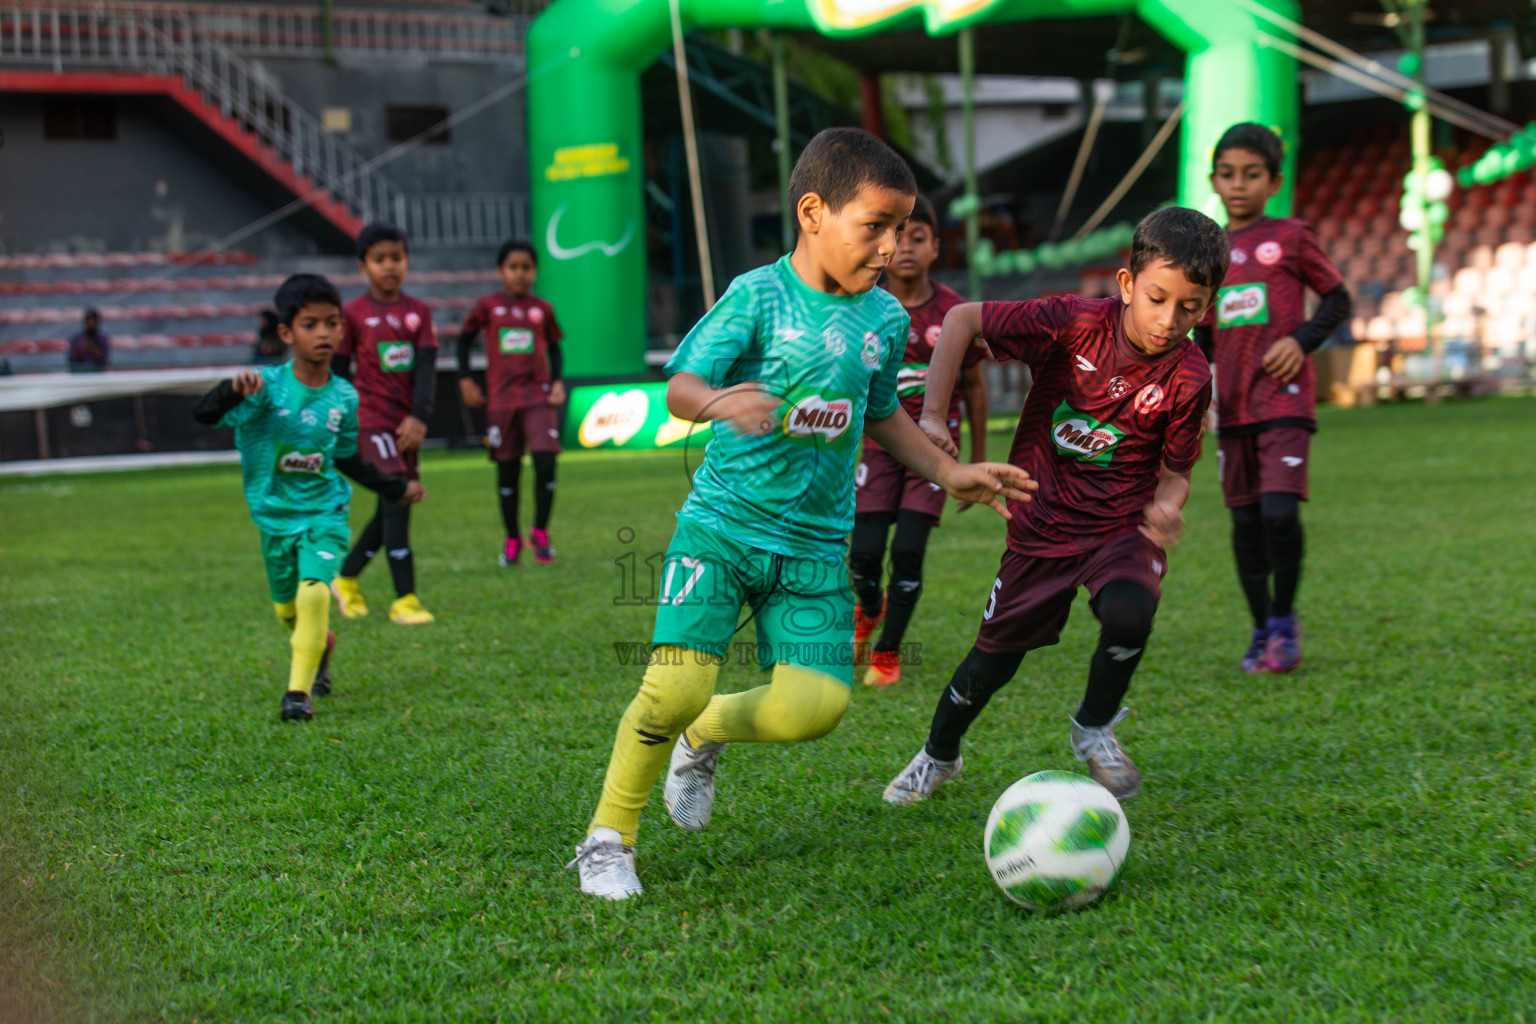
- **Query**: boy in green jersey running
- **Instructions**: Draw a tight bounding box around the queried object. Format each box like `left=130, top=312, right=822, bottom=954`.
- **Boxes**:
left=194, top=275, right=425, bottom=721
left=569, top=128, right=1035, bottom=899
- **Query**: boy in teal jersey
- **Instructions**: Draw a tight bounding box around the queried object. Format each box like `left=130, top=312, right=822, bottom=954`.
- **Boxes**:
left=568, top=128, right=1035, bottom=900
left=194, top=274, right=425, bottom=721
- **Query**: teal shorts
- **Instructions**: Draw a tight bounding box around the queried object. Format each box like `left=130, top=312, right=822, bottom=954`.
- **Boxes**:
left=652, top=516, right=854, bottom=686
left=259, top=520, right=351, bottom=604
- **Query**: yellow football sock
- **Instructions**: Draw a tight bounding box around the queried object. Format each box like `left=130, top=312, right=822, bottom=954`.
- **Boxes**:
left=274, top=600, right=297, bottom=632
left=589, top=646, right=720, bottom=846
left=286, top=580, right=329, bottom=696
left=686, top=662, right=850, bottom=747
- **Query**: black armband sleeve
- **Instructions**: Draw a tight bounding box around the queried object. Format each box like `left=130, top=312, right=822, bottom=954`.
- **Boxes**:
left=1192, top=325, right=1214, bottom=361
left=411, top=354, right=437, bottom=421
left=336, top=453, right=408, bottom=501
left=547, top=338, right=564, bottom=382
left=456, top=330, right=479, bottom=380
left=1291, top=284, right=1353, bottom=354
left=192, top=379, right=242, bottom=425
left=331, top=353, right=352, bottom=381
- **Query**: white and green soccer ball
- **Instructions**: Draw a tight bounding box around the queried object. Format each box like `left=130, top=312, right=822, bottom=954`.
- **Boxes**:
left=983, top=770, right=1129, bottom=912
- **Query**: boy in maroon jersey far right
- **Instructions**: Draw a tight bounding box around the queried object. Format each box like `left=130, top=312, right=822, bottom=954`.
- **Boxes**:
left=332, top=224, right=438, bottom=626
left=456, top=240, right=566, bottom=566
left=882, top=206, right=1228, bottom=805
left=1198, top=123, right=1352, bottom=674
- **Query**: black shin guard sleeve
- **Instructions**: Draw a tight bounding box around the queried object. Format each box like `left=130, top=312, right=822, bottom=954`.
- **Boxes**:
left=1261, top=491, right=1304, bottom=618
left=1077, top=580, right=1158, bottom=728
left=876, top=510, right=935, bottom=652
left=1230, top=503, right=1271, bottom=627
left=532, top=451, right=557, bottom=531
left=381, top=499, right=415, bottom=597
left=848, top=512, right=893, bottom=615
left=925, top=647, right=1026, bottom=762
left=342, top=502, right=384, bottom=578
left=497, top=459, right=520, bottom=537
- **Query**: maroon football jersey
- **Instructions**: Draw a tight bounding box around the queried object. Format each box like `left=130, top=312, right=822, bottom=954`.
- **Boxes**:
left=1206, top=217, right=1343, bottom=433
left=868, top=281, right=987, bottom=451
left=983, top=295, right=1212, bottom=558
left=339, top=293, right=437, bottom=431
left=460, top=293, right=564, bottom=410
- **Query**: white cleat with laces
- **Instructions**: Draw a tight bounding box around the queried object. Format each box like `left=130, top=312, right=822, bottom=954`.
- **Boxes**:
left=1070, top=708, right=1141, bottom=801
left=663, top=733, right=727, bottom=831
left=882, top=747, right=964, bottom=806
left=565, top=827, right=643, bottom=900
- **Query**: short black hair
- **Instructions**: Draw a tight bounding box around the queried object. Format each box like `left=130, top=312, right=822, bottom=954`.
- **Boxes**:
left=497, top=239, right=537, bottom=267
left=356, top=223, right=408, bottom=261
left=1128, top=207, right=1230, bottom=290
left=906, top=194, right=938, bottom=232
left=273, top=273, right=343, bottom=327
left=1212, top=122, right=1284, bottom=177
left=788, top=127, right=917, bottom=214
left=83, top=307, right=100, bottom=320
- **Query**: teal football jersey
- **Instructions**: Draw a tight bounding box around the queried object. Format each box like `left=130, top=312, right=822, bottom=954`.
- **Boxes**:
left=220, top=364, right=360, bottom=535
left=665, top=255, right=909, bottom=559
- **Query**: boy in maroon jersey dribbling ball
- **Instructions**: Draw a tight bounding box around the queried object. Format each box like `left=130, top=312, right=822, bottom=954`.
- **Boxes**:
left=1198, top=123, right=1352, bottom=674
left=883, top=206, right=1229, bottom=806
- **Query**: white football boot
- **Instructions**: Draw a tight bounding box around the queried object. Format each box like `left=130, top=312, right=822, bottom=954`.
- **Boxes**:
left=565, top=827, right=642, bottom=900
left=882, top=747, right=964, bottom=806
left=1070, top=708, right=1141, bottom=801
left=663, top=733, right=727, bottom=831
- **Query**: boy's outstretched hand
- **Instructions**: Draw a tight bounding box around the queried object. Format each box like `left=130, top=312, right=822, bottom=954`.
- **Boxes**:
left=1139, top=498, right=1184, bottom=548
left=232, top=370, right=264, bottom=396
left=399, top=480, right=427, bottom=505
left=714, top=384, right=782, bottom=436
left=918, top=412, right=960, bottom=458
left=1262, top=336, right=1305, bottom=383
left=936, top=461, right=1035, bottom=520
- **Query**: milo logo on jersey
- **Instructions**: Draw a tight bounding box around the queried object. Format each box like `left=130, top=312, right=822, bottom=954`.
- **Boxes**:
left=1216, top=283, right=1269, bottom=327
left=1051, top=402, right=1125, bottom=466
left=783, top=393, right=856, bottom=443
left=896, top=363, right=929, bottom=398
left=377, top=341, right=415, bottom=372
left=276, top=447, right=327, bottom=475
left=498, top=327, right=535, bottom=354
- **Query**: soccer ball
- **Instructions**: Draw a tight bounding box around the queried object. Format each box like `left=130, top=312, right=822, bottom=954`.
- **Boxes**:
left=983, top=770, right=1129, bottom=912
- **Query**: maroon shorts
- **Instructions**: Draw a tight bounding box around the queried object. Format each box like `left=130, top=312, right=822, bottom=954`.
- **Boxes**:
left=855, top=444, right=946, bottom=520
left=974, top=530, right=1167, bottom=654
left=1218, top=427, right=1311, bottom=508
left=360, top=429, right=420, bottom=481
left=488, top=403, right=562, bottom=461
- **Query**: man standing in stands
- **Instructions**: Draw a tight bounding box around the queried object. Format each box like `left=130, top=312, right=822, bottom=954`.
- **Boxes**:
left=68, top=308, right=111, bottom=372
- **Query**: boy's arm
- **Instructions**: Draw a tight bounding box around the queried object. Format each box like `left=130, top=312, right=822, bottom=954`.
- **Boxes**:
left=396, top=308, right=436, bottom=452
left=666, top=372, right=779, bottom=434
left=1264, top=226, right=1352, bottom=383
left=1289, top=284, right=1352, bottom=354
left=864, top=409, right=1035, bottom=520
left=664, top=278, right=764, bottom=427
left=192, top=369, right=262, bottom=425
left=546, top=334, right=565, bottom=405
left=960, top=361, right=989, bottom=463
left=335, top=453, right=416, bottom=503
left=1139, top=464, right=1192, bottom=548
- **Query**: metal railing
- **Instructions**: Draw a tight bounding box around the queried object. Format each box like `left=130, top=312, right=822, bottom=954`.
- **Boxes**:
left=1, top=1, right=527, bottom=60
left=396, top=193, right=528, bottom=249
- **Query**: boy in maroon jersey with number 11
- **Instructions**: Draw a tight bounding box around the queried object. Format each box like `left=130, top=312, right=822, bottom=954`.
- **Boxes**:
left=1199, top=123, right=1352, bottom=674
left=331, top=224, right=439, bottom=626
left=457, top=240, right=566, bottom=566
left=882, top=206, right=1229, bottom=805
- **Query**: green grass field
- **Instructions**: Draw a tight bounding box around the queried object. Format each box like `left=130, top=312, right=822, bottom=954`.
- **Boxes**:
left=3, top=398, right=1535, bottom=1023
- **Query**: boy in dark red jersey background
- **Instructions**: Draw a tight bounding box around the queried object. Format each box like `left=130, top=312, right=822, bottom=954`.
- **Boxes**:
left=1198, top=123, right=1352, bottom=674
left=331, top=224, right=439, bottom=626
left=850, top=195, right=990, bottom=687
left=883, top=206, right=1228, bottom=806
left=457, top=240, right=566, bottom=566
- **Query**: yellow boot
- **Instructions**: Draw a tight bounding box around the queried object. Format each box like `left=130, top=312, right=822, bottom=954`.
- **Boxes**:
left=389, top=593, right=435, bottom=625
left=331, top=576, right=368, bottom=619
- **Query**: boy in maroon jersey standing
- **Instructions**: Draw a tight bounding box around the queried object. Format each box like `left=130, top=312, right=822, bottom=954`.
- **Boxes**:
left=331, top=224, right=439, bottom=625
left=456, top=240, right=566, bottom=566
left=850, top=195, right=990, bottom=687
left=882, top=206, right=1228, bottom=804
left=1199, top=123, right=1352, bottom=673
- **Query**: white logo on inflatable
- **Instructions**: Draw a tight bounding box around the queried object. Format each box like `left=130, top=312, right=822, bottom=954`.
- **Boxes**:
left=578, top=389, right=649, bottom=447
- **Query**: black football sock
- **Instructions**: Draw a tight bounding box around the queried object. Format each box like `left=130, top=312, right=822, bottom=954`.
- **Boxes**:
left=876, top=510, right=935, bottom=652
left=532, top=451, right=557, bottom=531
left=497, top=459, right=521, bottom=538
left=848, top=512, right=893, bottom=617
left=1230, top=503, right=1271, bottom=628
left=341, top=502, right=384, bottom=578
left=1076, top=580, right=1157, bottom=728
left=925, top=646, right=1026, bottom=762
left=381, top=499, right=415, bottom=597
left=1262, top=491, right=1304, bottom=618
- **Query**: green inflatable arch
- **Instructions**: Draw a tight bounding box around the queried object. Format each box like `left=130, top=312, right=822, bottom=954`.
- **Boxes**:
left=529, top=0, right=1299, bottom=379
